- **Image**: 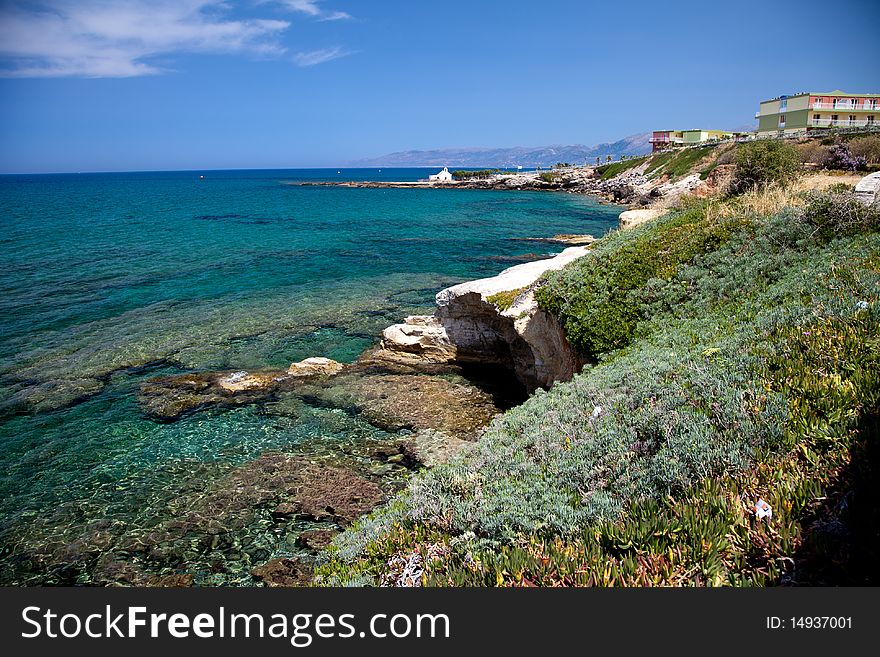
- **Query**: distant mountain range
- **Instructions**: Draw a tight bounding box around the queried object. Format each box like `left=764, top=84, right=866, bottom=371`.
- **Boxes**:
left=350, top=133, right=653, bottom=168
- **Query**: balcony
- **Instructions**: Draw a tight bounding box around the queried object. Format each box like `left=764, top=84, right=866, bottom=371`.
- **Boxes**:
left=648, top=137, right=684, bottom=144
left=810, top=118, right=875, bottom=128
left=812, top=102, right=878, bottom=111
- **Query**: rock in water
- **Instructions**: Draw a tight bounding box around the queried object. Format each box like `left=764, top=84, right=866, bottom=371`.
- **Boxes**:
left=287, top=357, right=345, bottom=377
left=379, top=316, right=456, bottom=363
left=138, top=370, right=283, bottom=420
left=251, top=558, right=312, bottom=587
left=296, top=529, right=338, bottom=550
left=403, top=429, right=473, bottom=467
left=217, top=370, right=281, bottom=392
left=138, top=357, right=344, bottom=420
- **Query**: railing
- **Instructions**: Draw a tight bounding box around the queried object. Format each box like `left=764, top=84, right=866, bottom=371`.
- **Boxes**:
left=648, top=137, right=684, bottom=143
left=812, top=102, right=878, bottom=111
left=811, top=118, right=875, bottom=128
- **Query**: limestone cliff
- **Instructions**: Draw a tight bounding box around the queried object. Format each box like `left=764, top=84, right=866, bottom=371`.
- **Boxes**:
left=375, top=247, right=588, bottom=392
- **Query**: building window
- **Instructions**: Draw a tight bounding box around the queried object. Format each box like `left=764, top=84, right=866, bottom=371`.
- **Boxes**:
left=868, top=116, right=875, bottom=124
left=779, top=114, right=785, bottom=127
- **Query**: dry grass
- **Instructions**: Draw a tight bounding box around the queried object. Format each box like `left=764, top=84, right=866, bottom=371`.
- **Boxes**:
left=707, top=172, right=865, bottom=222
left=799, top=172, right=863, bottom=189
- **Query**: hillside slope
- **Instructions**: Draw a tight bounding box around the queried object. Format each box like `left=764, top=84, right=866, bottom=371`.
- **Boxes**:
left=320, top=180, right=880, bottom=587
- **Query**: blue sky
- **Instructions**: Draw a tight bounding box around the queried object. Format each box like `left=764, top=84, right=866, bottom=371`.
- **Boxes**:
left=0, top=0, right=878, bottom=173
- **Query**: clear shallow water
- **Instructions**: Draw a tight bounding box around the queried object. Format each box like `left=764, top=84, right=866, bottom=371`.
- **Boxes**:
left=0, top=168, right=622, bottom=584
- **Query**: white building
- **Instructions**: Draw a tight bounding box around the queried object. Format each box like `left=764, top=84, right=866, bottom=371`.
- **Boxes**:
left=428, top=166, right=453, bottom=182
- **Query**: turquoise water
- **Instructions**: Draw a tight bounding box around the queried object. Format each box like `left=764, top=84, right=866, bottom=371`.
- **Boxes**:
left=0, top=168, right=622, bottom=584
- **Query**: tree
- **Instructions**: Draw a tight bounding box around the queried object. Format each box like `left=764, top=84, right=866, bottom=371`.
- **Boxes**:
left=731, top=140, right=801, bottom=192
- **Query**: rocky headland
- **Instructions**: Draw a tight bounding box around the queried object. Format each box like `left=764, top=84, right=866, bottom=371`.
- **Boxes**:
left=372, top=246, right=589, bottom=392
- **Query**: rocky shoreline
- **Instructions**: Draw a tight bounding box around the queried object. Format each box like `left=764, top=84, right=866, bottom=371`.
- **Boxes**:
left=85, top=245, right=594, bottom=587
left=293, top=160, right=731, bottom=211
left=10, top=158, right=705, bottom=586
left=372, top=246, right=589, bottom=392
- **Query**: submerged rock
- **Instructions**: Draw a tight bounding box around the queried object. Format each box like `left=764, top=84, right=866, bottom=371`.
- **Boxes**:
left=251, top=558, right=312, bottom=587
left=146, top=573, right=194, bottom=587
left=350, top=374, right=498, bottom=439
left=1, top=377, right=105, bottom=416
left=138, top=370, right=283, bottom=420
left=301, top=372, right=501, bottom=440
left=403, top=429, right=473, bottom=467
left=297, top=529, right=339, bottom=551
left=288, top=356, right=345, bottom=377
left=138, top=358, right=344, bottom=420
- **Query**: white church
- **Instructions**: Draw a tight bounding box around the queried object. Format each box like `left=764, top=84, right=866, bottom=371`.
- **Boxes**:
left=428, top=166, right=453, bottom=182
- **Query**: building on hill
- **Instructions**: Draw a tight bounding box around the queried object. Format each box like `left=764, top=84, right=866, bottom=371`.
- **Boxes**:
left=649, top=129, right=738, bottom=152
left=756, top=90, right=879, bottom=137
left=428, top=166, right=453, bottom=182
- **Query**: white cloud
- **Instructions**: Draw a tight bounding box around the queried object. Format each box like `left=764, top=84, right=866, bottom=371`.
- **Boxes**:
left=0, top=1, right=291, bottom=78
left=280, top=0, right=322, bottom=16
left=275, top=1, right=351, bottom=21
left=320, top=10, right=352, bottom=22
left=293, top=46, right=350, bottom=67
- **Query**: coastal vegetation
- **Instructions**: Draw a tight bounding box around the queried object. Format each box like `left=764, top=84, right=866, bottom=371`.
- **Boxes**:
left=486, top=288, right=524, bottom=312
left=317, top=158, right=880, bottom=586
left=795, top=134, right=880, bottom=171
left=849, top=135, right=880, bottom=166
left=451, top=169, right=500, bottom=180
left=730, top=140, right=801, bottom=192
left=594, top=156, right=648, bottom=180
left=645, top=145, right=718, bottom=180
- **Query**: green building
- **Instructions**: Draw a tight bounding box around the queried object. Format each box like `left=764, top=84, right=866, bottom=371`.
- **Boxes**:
left=756, top=90, right=879, bottom=137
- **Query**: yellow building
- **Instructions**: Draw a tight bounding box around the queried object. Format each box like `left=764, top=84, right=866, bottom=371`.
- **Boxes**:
left=650, top=129, right=737, bottom=151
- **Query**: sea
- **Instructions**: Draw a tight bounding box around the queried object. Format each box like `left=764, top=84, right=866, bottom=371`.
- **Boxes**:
left=0, top=168, right=622, bottom=584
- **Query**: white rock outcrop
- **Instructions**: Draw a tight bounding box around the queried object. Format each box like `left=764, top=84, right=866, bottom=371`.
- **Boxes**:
left=855, top=171, right=880, bottom=206
left=378, top=247, right=590, bottom=391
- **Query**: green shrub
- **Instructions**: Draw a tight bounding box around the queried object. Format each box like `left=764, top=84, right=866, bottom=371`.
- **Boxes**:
left=538, top=172, right=560, bottom=183
left=451, top=169, right=499, bottom=180
left=732, top=140, right=801, bottom=192
left=802, top=188, right=880, bottom=239
left=486, top=288, right=524, bottom=312
left=535, top=205, right=751, bottom=359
